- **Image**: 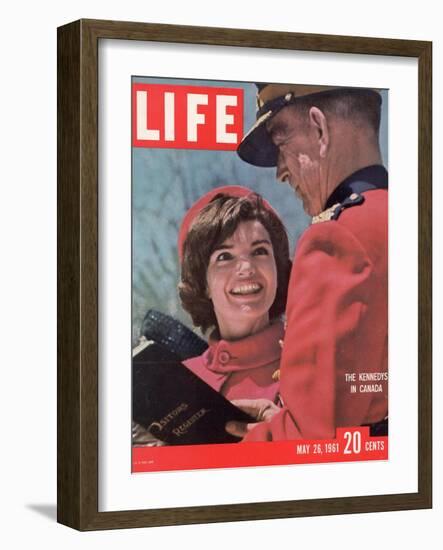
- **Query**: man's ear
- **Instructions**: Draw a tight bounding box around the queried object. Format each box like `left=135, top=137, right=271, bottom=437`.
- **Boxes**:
left=309, top=106, right=329, bottom=158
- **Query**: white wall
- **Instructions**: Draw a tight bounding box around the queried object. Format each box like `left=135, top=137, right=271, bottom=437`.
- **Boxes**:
left=0, top=0, right=440, bottom=547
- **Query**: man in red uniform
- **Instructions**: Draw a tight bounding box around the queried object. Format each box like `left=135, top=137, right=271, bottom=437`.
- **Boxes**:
left=227, top=84, right=388, bottom=440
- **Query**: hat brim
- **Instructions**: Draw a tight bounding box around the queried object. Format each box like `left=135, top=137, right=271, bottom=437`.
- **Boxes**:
left=237, top=110, right=279, bottom=168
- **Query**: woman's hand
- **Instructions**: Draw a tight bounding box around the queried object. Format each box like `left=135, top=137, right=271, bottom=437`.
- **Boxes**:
left=225, top=398, right=280, bottom=439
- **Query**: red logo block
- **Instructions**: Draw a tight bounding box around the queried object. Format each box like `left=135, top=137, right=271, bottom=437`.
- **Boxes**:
left=132, top=83, right=244, bottom=151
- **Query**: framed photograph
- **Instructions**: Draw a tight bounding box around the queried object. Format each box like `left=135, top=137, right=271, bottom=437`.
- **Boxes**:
left=57, top=19, right=432, bottom=530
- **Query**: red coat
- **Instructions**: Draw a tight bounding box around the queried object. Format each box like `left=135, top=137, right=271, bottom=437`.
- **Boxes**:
left=183, top=321, right=283, bottom=402
left=245, top=189, right=388, bottom=441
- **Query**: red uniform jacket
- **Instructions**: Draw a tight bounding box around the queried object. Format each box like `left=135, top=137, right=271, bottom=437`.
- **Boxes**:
left=183, top=321, right=283, bottom=402
left=245, top=189, right=388, bottom=441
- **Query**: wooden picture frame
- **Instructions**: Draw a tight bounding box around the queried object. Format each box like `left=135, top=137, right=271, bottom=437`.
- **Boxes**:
left=57, top=18, right=432, bottom=530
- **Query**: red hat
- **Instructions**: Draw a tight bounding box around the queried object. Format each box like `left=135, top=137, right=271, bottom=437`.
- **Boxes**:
left=178, top=185, right=277, bottom=262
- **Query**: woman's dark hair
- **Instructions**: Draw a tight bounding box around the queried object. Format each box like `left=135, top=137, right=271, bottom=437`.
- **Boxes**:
left=178, top=193, right=292, bottom=334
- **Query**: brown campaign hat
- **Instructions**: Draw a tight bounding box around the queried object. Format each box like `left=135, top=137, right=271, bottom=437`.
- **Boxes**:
left=237, top=83, right=379, bottom=167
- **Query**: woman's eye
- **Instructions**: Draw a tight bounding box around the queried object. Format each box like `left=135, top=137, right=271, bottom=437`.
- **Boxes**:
left=253, top=246, right=269, bottom=256
left=216, top=251, right=233, bottom=262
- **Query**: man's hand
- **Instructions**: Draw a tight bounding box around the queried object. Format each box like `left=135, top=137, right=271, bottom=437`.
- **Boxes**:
left=226, top=398, right=280, bottom=439
left=132, top=422, right=165, bottom=447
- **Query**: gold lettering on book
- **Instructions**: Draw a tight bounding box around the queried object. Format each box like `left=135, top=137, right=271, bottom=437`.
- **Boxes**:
left=172, top=408, right=209, bottom=436
left=148, top=402, right=189, bottom=433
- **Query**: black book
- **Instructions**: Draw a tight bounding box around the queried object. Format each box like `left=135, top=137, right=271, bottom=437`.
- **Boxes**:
left=132, top=339, right=254, bottom=446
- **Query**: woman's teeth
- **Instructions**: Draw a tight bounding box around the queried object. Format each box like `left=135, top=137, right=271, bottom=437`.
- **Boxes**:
left=231, top=283, right=262, bottom=295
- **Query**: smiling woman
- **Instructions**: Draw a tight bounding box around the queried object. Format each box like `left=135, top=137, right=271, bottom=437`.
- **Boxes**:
left=178, top=186, right=292, bottom=403
left=206, top=219, right=277, bottom=341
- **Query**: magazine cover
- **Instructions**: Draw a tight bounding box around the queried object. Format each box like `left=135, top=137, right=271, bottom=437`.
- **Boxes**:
left=131, top=76, right=389, bottom=473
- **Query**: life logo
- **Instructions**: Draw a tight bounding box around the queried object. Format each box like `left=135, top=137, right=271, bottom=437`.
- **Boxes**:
left=132, top=83, right=244, bottom=150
